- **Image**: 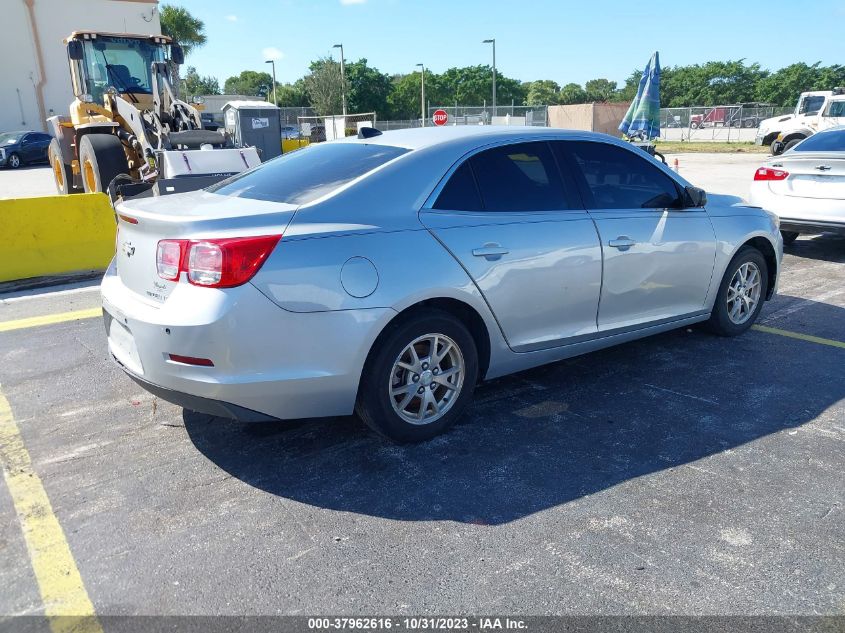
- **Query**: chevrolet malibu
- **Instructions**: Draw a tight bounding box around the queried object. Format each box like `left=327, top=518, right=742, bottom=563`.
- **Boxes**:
left=102, top=127, right=782, bottom=442
left=749, top=125, right=845, bottom=244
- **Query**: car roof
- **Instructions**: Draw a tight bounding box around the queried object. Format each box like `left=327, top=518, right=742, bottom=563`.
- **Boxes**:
left=338, top=125, right=619, bottom=151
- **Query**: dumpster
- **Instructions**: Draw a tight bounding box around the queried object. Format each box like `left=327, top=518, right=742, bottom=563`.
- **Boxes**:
left=223, top=100, right=282, bottom=162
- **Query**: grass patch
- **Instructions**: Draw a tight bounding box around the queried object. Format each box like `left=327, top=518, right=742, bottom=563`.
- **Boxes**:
left=654, top=141, right=770, bottom=154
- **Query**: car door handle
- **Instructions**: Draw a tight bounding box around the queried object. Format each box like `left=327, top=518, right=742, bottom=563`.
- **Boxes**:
left=608, top=237, right=636, bottom=251
left=472, top=244, right=509, bottom=259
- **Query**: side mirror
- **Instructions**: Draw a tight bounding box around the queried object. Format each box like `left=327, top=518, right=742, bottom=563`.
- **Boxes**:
left=170, top=43, right=185, bottom=65
left=67, top=40, right=84, bottom=61
left=684, top=185, right=707, bottom=208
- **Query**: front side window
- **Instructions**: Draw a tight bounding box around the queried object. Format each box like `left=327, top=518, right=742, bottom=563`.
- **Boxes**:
left=469, top=142, right=567, bottom=211
left=560, top=141, right=681, bottom=210
left=799, top=96, right=825, bottom=115
left=208, top=143, right=410, bottom=205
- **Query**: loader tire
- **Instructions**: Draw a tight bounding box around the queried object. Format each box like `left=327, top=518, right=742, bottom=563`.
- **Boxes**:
left=79, top=134, right=129, bottom=194
left=49, top=139, right=78, bottom=195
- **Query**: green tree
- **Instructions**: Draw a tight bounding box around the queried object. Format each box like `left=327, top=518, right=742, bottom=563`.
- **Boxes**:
left=755, top=62, right=845, bottom=106
left=526, top=80, right=559, bottom=106
left=275, top=80, right=309, bottom=107
left=388, top=71, right=448, bottom=119
left=344, top=58, right=393, bottom=115
left=303, top=57, right=345, bottom=115
left=159, top=4, right=207, bottom=97
left=223, top=70, right=274, bottom=98
left=437, top=65, right=526, bottom=108
left=558, top=82, right=588, bottom=105
left=614, top=70, right=642, bottom=103
left=660, top=60, right=765, bottom=107
left=183, top=66, right=220, bottom=96
left=584, top=78, right=617, bottom=102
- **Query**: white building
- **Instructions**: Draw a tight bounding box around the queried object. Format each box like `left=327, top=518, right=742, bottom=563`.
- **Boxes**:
left=0, top=0, right=161, bottom=133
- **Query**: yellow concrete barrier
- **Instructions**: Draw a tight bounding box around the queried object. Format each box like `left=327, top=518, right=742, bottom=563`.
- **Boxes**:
left=282, top=138, right=310, bottom=154
left=0, top=193, right=115, bottom=283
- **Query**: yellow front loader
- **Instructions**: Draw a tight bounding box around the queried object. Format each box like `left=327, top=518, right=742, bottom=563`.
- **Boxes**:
left=47, top=31, right=259, bottom=200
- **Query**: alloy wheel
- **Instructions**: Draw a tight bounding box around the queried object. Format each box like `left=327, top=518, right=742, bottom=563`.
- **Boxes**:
left=389, top=333, right=464, bottom=425
left=726, top=262, right=762, bottom=325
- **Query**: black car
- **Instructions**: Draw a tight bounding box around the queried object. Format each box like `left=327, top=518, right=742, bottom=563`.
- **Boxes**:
left=0, top=131, right=52, bottom=169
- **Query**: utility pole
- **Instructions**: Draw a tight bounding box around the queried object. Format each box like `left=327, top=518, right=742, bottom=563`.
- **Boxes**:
left=264, top=59, right=277, bottom=105
left=483, top=38, right=496, bottom=118
left=333, top=43, right=347, bottom=116
left=416, top=63, right=425, bottom=126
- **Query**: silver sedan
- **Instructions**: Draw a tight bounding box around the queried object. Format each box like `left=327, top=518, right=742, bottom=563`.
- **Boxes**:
left=102, top=127, right=782, bottom=442
left=749, top=125, right=845, bottom=245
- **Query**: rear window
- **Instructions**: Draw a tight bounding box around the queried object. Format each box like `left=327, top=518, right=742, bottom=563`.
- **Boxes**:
left=207, top=143, right=409, bottom=205
left=792, top=130, right=845, bottom=152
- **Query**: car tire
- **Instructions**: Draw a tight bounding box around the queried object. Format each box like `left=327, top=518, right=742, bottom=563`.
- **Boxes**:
left=780, top=231, right=799, bottom=246
left=48, top=138, right=78, bottom=195
left=356, top=309, right=479, bottom=443
left=6, top=152, right=21, bottom=169
left=690, top=122, right=699, bottom=129
left=770, top=140, right=784, bottom=156
left=783, top=138, right=802, bottom=152
left=78, top=134, right=128, bottom=193
left=704, top=246, right=769, bottom=337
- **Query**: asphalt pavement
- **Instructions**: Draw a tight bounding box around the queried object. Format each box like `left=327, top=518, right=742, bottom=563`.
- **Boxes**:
left=1, top=234, right=843, bottom=617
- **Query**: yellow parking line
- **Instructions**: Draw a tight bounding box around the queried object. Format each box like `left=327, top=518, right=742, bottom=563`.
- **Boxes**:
left=0, top=308, right=101, bottom=333
left=0, top=391, right=103, bottom=633
left=752, top=324, right=845, bottom=350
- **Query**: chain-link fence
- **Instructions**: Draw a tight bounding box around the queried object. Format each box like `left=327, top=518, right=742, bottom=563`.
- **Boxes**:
left=660, top=105, right=793, bottom=141
left=297, top=112, right=378, bottom=142
left=374, top=119, right=424, bottom=132
left=278, top=106, right=316, bottom=126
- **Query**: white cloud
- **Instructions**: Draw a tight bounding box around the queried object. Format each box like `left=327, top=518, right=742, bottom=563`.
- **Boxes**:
left=340, top=0, right=367, bottom=5
left=224, top=14, right=238, bottom=22
left=262, top=47, right=285, bottom=61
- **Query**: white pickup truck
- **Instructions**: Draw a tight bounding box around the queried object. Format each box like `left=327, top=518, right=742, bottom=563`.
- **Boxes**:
left=757, top=89, right=845, bottom=155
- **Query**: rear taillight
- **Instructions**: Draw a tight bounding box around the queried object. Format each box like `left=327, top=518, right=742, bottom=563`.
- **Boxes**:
left=156, top=240, right=183, bottom=281
left=754, top=167, right=789, bottom=181
left=155, top=235, right=281, bottom=288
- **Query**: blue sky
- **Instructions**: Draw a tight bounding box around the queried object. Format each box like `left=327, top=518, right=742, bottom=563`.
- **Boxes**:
left=174, top=0, right=844, bottom=88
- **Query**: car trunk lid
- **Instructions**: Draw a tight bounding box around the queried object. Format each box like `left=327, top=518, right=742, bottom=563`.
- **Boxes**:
left=114, top=190, right=297, bottom=304
left=769, top=153, right=845, bottom=200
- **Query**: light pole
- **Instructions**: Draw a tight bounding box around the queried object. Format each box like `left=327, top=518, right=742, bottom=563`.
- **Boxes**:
left=264, top=59, right=277, bottom=105
left=416, top=63, right=425, bottom=126
left=482, top=38, right=496, bottom=119
left=332, top=43, right=347, bottom=116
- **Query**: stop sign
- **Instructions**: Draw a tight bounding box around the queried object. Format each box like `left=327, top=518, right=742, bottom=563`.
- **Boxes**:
left=432, top=109, right=448, bottom=126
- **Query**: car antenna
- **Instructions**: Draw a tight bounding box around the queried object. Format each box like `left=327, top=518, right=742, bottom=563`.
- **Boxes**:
left=357, top=127, right=382, bottom=139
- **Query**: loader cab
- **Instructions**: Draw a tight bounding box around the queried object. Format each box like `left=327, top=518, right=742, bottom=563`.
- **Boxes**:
left=65, top=32, right=175, bottom=117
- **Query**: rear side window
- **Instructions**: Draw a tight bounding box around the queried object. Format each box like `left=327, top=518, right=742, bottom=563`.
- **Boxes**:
left=792, top=129, right=845, bottom=152
left=207, top=143, right=409, bottom=205
left=470, top=142, right=568, bottom=211
left=434, top=161, right=483, bottom=211
left=560, top=141, right=681, bottom=209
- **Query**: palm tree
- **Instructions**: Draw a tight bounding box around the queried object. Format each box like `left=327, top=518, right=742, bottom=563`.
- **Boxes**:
left=159, top=5, right=207, bottom=97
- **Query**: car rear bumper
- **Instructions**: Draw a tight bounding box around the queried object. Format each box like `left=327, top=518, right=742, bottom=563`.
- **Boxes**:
left=120, top=367, right=278, bottom=422
left=748, top=185, right=845, bottom=229
left=101, top=264, right=396, bottom=421
left=779, top=218, right=845, bottom=235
